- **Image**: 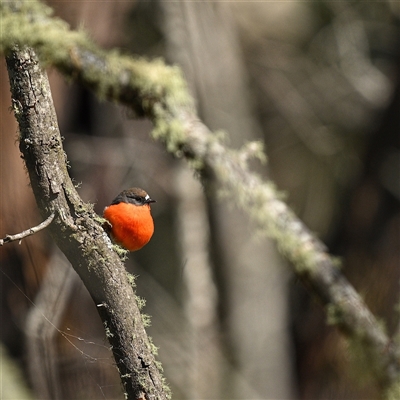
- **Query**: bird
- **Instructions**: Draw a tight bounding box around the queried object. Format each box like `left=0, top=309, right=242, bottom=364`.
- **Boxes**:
left=103, top=187, right=155, bottom=251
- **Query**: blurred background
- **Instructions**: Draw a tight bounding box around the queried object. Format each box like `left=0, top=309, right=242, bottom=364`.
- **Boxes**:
left=1, top=1, right=399, bottom=399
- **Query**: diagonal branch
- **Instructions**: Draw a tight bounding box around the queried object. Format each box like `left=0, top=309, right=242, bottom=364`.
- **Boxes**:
left=6, top=46, right=170, bottom=400
left=1, top=0, right=399, bottom=394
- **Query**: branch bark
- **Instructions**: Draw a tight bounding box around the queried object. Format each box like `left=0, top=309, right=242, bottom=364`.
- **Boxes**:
left=0, top=212, right=54, bottom=246
left=6, top=46, right=169, bottom=400
left=1, top=0, right=399, bottom=396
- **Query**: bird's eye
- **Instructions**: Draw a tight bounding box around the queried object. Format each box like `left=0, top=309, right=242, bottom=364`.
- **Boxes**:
left=126, top=194, right=146, bottom=205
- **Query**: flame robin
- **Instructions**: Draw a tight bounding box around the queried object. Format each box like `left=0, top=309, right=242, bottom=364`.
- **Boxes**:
left=103, top=187, right=155, bottom=251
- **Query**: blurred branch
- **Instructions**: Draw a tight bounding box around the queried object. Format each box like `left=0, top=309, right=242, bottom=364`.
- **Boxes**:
left=5, top=46, right=169, bottom=400
left=25, top=248, right=77, bottom=399
left=0, top=212, right=54, bottom=246
left=1, top=0, right=399, bottom=395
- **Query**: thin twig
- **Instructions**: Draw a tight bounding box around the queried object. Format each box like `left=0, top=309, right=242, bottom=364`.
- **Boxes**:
left=0, top=212, right=55, bottom=246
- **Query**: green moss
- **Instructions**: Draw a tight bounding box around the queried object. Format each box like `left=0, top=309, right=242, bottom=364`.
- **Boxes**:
left=135, top=295, right=146, bottom=310
left=238, top=140, right=267, bottom=165
left=187, top=157, right=204, bottom=173
left=326, top=303, right=345, bottom=326
left=1, top=0, right=192, bottom=123
left=152, top=116, right=188, bottom=156
left=93, top=215, right=108, bottom=225
left=154, top=360, right=163, bottom=373
left=141, top=313, right=151, bottom=328
left=147, top=336, right=159, bottom=356
left=112, top=244, right=129, bottom=260
left=163, top=380, right=172, bottom=400
left=127, top=272, right=136, bottom=289
left=103, top=321, right=114, bottom=338
left=331, top=255, right=343, bottom=269
left=1, top=8, right=88, bottom=65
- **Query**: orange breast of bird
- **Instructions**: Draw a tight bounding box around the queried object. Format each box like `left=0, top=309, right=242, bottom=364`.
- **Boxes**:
left=103, top=202, right=154, bottom=251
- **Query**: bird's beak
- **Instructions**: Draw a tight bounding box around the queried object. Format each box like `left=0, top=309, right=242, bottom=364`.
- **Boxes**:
left=146, top=198, right=156, bottom=204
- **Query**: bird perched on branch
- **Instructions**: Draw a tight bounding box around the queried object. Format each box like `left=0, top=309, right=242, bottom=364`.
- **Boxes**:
left=103, top=187, right=155, bottom=251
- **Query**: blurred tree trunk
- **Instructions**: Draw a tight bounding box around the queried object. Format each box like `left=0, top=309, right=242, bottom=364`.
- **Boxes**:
left=161, top=2, right=295, bottom=398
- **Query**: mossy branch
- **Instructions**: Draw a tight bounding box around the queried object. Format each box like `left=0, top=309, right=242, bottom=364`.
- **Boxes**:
left=5, top=46, right=170, bottom=400
left=1, top=0, right=399, bottom=394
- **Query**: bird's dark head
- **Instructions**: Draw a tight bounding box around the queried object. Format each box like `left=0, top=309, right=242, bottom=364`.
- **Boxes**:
left=111, top=187, right=156, bottom=206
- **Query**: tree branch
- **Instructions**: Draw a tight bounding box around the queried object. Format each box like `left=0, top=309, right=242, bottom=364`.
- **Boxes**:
left=0, top=212, right=54, bottom=246
left=1, top=0, right=399, bottom=395
left=5, top=46, right=170, bottom=400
